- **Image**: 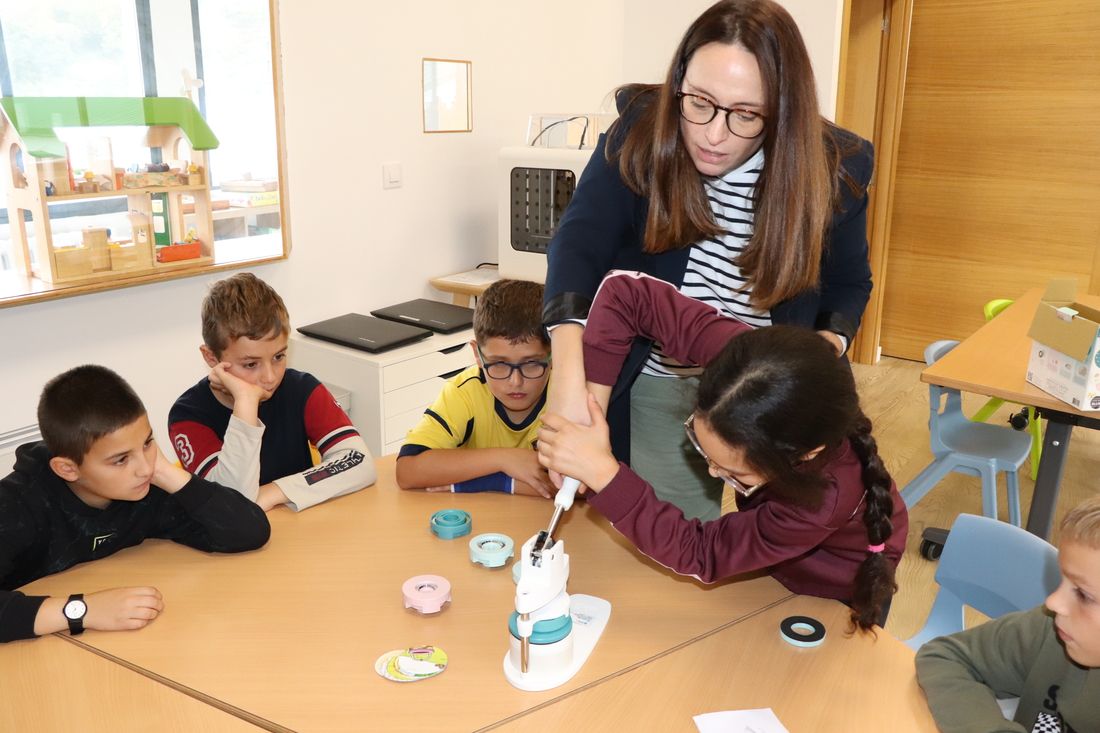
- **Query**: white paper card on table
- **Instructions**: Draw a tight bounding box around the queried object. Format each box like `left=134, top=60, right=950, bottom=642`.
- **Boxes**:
left=693, top=708, right=790, bottom=733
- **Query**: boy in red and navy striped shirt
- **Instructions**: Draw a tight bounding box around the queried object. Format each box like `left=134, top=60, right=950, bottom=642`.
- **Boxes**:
left=169, top=273, right=375, bottom=511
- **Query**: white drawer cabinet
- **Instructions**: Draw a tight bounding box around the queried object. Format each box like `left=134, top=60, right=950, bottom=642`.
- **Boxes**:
left=288, top=330, right=475, bottom=458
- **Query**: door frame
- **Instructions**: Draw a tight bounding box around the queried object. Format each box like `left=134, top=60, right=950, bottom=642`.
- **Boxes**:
left=836, top=0, right=915, bottom=364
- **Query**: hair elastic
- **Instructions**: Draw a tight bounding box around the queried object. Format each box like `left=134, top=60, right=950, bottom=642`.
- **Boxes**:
left=401, top=575, right=452, bottom=614
left=469, top=533, right=514, bottom=568
left=866, top=543, right=886, bottom=553
left=430, top=509, right=472, bottom=539
left=780, top=615, right=826, bottom=647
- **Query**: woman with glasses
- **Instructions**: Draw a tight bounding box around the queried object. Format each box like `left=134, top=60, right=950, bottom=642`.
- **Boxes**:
left=543, top=0, right=873, bottom=522
left=538, top=272, right=906, bottom=630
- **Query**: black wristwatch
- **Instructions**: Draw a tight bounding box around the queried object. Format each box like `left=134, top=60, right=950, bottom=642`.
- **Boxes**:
left=62, top=593, right=87, bottom=636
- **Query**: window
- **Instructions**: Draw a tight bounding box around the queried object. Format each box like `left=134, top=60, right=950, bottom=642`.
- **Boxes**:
left=0, top=0, right=287, bottom=305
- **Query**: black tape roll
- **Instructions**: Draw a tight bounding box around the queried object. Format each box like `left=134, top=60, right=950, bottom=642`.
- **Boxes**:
left=780, top=615, right=826, bottom=647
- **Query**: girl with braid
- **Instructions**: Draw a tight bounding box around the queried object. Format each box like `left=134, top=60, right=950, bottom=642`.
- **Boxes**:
left=537, top=272, right=907, bottom=629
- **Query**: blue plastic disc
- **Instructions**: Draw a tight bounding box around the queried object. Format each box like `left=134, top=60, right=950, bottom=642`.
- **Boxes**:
left=430, top=509, right=471, bottom=539
left=508, top=611, right=573, bottom=645
left=469, top=533, right=514, bottom=568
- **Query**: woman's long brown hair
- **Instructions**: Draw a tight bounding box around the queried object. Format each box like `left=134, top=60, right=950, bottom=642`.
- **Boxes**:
left=610, top=0, right=860, bottom=311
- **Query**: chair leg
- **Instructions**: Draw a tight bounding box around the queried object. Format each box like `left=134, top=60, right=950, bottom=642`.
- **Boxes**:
left=1027, top=407, right=1043, bottom=481
left=979, top=465, right=999, bottom=521
left=901, top=458, right=956, bottom=509
left=970, top=397, right=1004, bottom=423
left=1006, top=469, right=1022, bottom=527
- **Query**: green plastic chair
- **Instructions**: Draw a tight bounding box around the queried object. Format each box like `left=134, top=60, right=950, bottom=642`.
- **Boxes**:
left=969, top=299, right=1042, bottom=479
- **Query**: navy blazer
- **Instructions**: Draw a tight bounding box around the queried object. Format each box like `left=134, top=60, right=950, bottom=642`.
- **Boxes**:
left=543, top=95, right=875, bottom=461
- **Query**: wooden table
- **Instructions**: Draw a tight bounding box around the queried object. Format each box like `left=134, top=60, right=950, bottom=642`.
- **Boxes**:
left=20, top=456, right=789, bottom=732
left=922, top=288, right=1100, bottom=537
left=0, top=634, right=262, bottom=732
left=490, top=596, right=936, bottom=732
left=429, top=267, right=502, bottom=307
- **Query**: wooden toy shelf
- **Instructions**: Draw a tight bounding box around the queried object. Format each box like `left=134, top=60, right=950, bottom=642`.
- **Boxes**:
left=0, top=96, right=220, bottom=286
left=40, top=184, right=209, bottom=203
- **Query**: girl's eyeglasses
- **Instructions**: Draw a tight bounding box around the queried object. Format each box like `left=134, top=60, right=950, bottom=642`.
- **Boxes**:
left=683, top=413, right=766, bottom=498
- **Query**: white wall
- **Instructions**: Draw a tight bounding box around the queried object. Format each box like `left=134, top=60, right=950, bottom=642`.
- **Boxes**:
left=0, top=1, right=627, bottom=443
left=622, top=0, right=845, bottom=119
left=0, top=0, right=846, bottom=446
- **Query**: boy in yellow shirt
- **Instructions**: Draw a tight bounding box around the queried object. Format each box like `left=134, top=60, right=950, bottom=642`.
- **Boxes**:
left=396, top=279, right=552, bottom=497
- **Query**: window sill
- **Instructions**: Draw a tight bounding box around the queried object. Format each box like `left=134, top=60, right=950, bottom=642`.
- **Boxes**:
left=0, top=234, right=285, bottom=309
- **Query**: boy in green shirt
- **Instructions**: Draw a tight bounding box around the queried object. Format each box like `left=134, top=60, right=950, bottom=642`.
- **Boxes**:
left=916, top=496, right=1100, bottom=733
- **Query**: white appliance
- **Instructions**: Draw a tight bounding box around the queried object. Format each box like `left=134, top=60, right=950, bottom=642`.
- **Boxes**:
left=497, top=146, right=594, bottom=282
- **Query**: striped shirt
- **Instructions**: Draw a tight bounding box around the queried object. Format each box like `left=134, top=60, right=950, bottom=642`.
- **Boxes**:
left=643, top=146, right=769, bottom=377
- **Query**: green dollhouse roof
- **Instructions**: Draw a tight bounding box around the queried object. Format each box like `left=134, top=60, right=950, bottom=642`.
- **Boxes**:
left=0, top=96, right=218, bottom=158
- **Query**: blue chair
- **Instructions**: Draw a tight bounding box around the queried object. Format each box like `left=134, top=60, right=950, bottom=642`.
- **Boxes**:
left=906, top=513, right=1060, bottom=650
left=901, top=340, right=1032, bottom=528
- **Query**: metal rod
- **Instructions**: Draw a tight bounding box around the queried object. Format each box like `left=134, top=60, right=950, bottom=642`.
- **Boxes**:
left=543, top=506, right=565, bottom=544
left=520, top=613, right=530, bottom=673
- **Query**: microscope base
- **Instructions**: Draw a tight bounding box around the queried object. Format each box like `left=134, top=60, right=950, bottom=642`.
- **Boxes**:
left=502, top=594, right=611, bottom=691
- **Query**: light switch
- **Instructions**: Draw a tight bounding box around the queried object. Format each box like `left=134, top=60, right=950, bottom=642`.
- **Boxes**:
left=382, top=162, right=403, bottom=189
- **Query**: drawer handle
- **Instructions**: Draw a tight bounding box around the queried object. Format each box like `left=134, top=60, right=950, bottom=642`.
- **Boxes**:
left=439, top=367, right=466, bottom=380
left=439, top=343, right=467, bottom=355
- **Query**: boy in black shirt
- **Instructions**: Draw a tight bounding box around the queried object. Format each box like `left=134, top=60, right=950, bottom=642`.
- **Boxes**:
left=0, top=365, right=270, bottom=643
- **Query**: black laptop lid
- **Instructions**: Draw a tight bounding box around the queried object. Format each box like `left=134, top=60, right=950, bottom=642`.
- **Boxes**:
left=370, top=298, right=474, bottom=334
left=296, top=313, right=432, bottom=354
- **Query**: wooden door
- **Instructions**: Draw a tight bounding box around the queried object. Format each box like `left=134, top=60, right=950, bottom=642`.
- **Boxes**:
left=880, top=0, right=1100, bottom=360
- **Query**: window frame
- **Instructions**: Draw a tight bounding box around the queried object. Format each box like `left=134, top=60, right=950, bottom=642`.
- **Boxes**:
left=0, top=0, right=289, bottom=309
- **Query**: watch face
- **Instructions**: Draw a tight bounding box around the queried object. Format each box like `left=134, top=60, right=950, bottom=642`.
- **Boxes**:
left=63, top=599, right=87, bottom=620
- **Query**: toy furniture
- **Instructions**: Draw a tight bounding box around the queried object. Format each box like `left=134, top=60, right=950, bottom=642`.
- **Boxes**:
left=0, top=96, right=219, bottom=285
left=905, top=513, right=1059, bottom=651
left=901, top=339, right=1032, bottom=536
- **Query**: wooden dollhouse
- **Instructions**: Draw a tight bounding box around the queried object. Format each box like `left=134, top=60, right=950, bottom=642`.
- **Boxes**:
left=0, top=96, right=219, bottom=285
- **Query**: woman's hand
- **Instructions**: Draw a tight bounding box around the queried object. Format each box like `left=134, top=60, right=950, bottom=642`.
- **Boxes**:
left=537, top=393, right=621, bottom=493
left=816, top=330, right=845, bottom=357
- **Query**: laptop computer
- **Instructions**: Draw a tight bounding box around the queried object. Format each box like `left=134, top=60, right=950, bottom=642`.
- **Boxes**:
left=370, top=298, right=474, bottom=334
left=296, top=313, right=432, bottom=354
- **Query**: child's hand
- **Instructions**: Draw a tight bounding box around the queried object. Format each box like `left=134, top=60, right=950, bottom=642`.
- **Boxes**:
left=150, top=442, right=191, bottom=493
left=537, top=393, right=620, bottom=493
left=512, top=480, right=555, bottom=498
left=208, top=363, right=270, bottom=406
left=84, top=587, right=165, bottom=632
left=500, top=449, right=554, bottom=498
left=256, top=482, right=289, bottom=511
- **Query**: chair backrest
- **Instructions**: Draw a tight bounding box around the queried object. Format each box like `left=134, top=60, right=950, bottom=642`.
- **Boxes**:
left=983, top=298, right=1015, bottom=321
left=907, top=513, right=1060, bottom=649
left=924, top=340, right=964, bottom=454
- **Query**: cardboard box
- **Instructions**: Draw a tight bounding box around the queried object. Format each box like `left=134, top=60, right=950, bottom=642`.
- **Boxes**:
left=1026, top=279, right=1100, bottom=411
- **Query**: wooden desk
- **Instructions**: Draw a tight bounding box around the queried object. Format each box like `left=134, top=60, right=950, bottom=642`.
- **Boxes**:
left=20, top=457, right=789, bottom=732
left=491, top=596, right=936, bottom=732
left=429, top=266, right=502, bottom=307
left=922, top=288, right=1100, bottom=537
left=0, top=635, right=262, bottom=732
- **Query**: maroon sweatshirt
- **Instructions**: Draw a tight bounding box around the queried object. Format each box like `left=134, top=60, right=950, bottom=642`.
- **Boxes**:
left=582, top=271, right=907, bottom=600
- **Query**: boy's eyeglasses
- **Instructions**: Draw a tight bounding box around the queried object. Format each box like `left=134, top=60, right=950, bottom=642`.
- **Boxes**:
left=477, top=346, right=550, bottom=381
left=684, top=413, right=766, bottom=498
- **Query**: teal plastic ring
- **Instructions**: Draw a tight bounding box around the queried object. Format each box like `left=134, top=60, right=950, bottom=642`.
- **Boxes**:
left=508, top=611, right=573, bottom=645
left=430, top=509, right=472, bottom=539
left=469, top=533, right=514, bottom=568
